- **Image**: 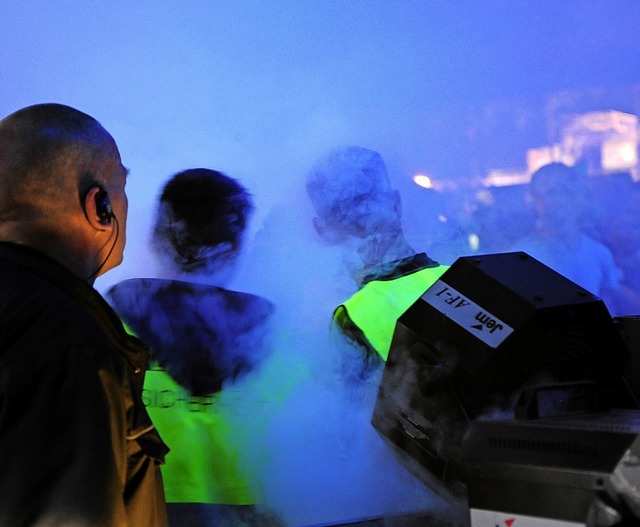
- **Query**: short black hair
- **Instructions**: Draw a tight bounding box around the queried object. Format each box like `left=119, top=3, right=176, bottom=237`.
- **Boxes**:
left=152, top=168, right=254, bottom=271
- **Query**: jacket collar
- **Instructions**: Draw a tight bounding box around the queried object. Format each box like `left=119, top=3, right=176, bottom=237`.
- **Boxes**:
left=361, top=252, right=439, bottom=285
left=0, top=242, right=148, bottom=372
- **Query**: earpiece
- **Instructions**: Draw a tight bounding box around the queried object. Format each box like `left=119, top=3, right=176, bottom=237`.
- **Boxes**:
left=85, top=184, right=120, bottom=281
left=94, top=186, right=113, bottom=225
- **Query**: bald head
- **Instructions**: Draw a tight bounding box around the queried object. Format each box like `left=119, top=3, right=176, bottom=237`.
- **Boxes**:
left=0, top=103, right=121, bottom=221
left=304, top=146, right=417, bottom=284
left=0, top=103, right=128, bottom=281
left=305, top=145, right=403, bottom=241
left=306, top=146, right=392, bottom=218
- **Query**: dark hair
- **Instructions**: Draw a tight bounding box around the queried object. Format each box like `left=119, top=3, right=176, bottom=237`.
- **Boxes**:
left=152, top=168, right=254, bottom=271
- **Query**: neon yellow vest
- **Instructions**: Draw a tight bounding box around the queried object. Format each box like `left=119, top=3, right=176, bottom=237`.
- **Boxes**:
left=121, top=322, right=255, bottom=505
left=142, top=365, right=255, bottom=505
left=333, top=265, right=449, bottom=361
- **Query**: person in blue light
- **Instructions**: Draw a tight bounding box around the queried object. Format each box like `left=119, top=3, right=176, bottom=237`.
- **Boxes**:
left=511, top=162, right=640, bottom=316
left=107, top=168, right=284, bottom=527
left=306, top=145, right=450, bottom=372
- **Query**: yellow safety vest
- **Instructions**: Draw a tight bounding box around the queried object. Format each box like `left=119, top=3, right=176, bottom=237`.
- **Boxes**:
left=333, top=265, right=449, bottom=361
left=121, top=322, right=256, bottom=505
left=142, top=365, right=256, bottom=504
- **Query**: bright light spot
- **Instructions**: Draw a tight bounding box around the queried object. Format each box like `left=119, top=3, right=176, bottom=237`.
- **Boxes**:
left=437, top=214, right=447, bottom=223
left=468, top=233, right=480, bottom=252
left=413, top=173, right=432, bottom=189
left=602, top=139, right=638, bottom=170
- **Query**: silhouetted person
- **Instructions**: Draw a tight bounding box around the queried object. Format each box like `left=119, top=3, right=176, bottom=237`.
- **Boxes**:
left=107, top=168, right=283, bottom=527
left=0, top=103, right=168, bottom=526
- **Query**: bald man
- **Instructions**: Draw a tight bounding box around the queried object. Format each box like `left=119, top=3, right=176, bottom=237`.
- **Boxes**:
left=0, top=103, right=168, bottom=526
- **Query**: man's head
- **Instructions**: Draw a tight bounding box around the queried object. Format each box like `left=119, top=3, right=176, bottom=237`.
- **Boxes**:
left=528, top=162, right=586, bottom=236
left=306, top=146, right=401, bottom=241
left=0, top=103, right=128, bottom=281
left=152, top=168, right=254, bottom=277
left=306, top=146, right=408, bottom=282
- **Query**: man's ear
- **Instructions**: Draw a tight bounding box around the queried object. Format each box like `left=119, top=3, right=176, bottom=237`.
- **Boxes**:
left=83, top=186, right=113, bottom=231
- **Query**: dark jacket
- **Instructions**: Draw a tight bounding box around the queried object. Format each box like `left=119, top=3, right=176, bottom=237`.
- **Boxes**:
left=107, top=278, right=275, bottom=396
left=0, top=242, right=169, bottom=527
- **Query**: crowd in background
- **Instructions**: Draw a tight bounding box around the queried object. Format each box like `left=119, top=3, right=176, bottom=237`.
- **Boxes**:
left=410, top=169, right=640, bottom=318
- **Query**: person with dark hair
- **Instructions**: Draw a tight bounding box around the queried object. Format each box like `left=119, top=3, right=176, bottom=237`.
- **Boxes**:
left=107, top=168, right=282, bottom=526
left=0, top=103, right=168, bottom=526
left=306, top=145, right=449, bottom=371
left=511, top=162, right=640, bottom=316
